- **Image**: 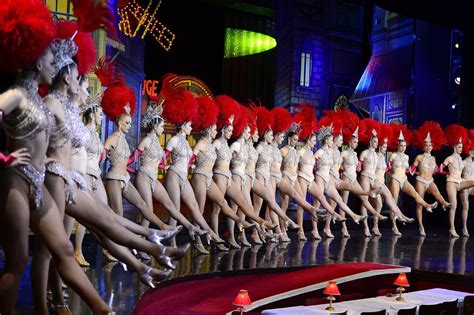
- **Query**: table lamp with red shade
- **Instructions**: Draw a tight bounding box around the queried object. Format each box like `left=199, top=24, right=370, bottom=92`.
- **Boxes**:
left=323, top=280, right=341, bottom=311
left=394, top=273, right=410, bottom=301
left=233, top=289, right=252, bottom=314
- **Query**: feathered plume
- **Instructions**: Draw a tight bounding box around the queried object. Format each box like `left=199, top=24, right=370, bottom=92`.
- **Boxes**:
left=162, top=89, right=198, bottom=125
left=293, top=104, right=317, bottom=141
left=388, top=123, right=412, bottom=152
left=214, top=95, right=240, bottom=129
left=192, top=96, right=218, bottom=132
left=378, top=123, right=393, bottom=146
left=55, top=20, right=97, bottom=76
left=412, top=121, right=446, bottom=151
left=271, top=107, right=292, bottom=135
left=359, top=118, right=381, bottom=145
left=232, top=104, right=248, bottom=138
left=444, top=124, right=468, bottom=148
left=255, top=106, right=273, bottom=137
left=94, top=56, right=123, bottom=88
left=71, top=0, right=117, bottom=38
left=0, top=0, right=56, bottom=73
left=246, top=101, right=258, bottom=135
left=319, top=110, right=343, bottom=137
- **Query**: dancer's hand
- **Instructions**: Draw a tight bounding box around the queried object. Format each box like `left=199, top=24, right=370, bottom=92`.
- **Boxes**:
left=4, top=148, right=31, bottom=167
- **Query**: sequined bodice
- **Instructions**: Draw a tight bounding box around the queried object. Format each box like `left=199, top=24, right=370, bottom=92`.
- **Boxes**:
left=344, top=149, right=359, bottom=169
left=171, top=134, right=192, bottom=164
left=362, top=148, right=378, bottom=174
left=256, top=142, right=273, bottom=169
left=332, top=148, right=343, bottom=167
left=393, top=153, right=409, bottom=170
left=419, top=154, right=436, bottom=173
left=247, top=142, right=258, bottom=164
left=85, top=125, right=103, bottom=172
left=196, top=138, right=217, bottom=167
left=449, top=154, right=464, bottom=173
left=282, top=146, right=298, bottom=169
left=376, top=153, right=387, bottom=172
left=1, top=80, right=53, bottom=142
left=215, top=137, right=232, bottom=164
left=231, top=139, right=249, bottom=170
left=299, top=147, right=315, bottom=168
left=108, top=133, right=130, bottom=165
left=47, top=91, right=71, bottom=149
left=140, top=133, right=163, bottom=165
left=68, top=102, right=89, bottom=148
left=271, top=144, right=283, bottom=165
left=316, top=148, right=333, bottom=170
left=463, top=157, right=474, bottom=177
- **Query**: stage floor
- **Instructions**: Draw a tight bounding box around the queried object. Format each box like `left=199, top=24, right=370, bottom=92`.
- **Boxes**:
left=5, top=226, right=474, bottom=314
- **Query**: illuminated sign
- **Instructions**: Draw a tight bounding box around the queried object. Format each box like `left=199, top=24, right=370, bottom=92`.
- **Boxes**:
left=224, top=28, right=277, bottom=58
left=142, top=80, right=160, bottom=98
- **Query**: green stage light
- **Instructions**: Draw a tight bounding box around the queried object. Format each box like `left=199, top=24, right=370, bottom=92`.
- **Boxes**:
left=224, top=28, right=277, bottom=58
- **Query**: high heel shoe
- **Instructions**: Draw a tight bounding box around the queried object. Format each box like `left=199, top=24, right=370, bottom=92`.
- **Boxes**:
left=311, top=230, right=322, bottom=240
left=364, top=229, right=372, bottom=237
left=378, top=214, right=388, bottom=221
left=323, top=228, right=334, bottom=238
left=148, top=225, right=183, bottom=245
left=51, top=304, right=72, bottom=315
left=332, top=213, right=346, bottom=224
left=239, top=231, right=252, bottom=247
left=103, top=250, right=118, bottom=262
left=352, top=214, right=367, bottom=224
left=194, top=242, right=210, bottom=255
left=156, top=255, right=176, bottom=270
left=392, top=227, right=402, bottom=236
left=251, top=233, right=263, bottom=245
left=228, top=238, right=241, bottom=249
left=449, top=229, right=460, bottom=238
left=138, top=252, right=151, bottom=261
left=74, top=253, right=90, bottom=267
left=297, top=231, right=307, bottom=241
left=312, top=208, right=328, bottom=221
left=425, top=202, right=438, bottom=213
left=261, top=221, right=278, bottom=231
left=372, top=227, right=382, bottom=236
left=166, top=243, right=192, bottom=260
left=138, top=267, right=156, bottom=289
left=462, top=228, right=470, bottom=237
left=341, top=226, right=350, bottom=238
left=239, top=221, right=256, bottom=231
left=419, top=227, right=426, bottom=237
left=442, top=202, right=451, bottom=211
left=285, top=220, right=300, bottom=230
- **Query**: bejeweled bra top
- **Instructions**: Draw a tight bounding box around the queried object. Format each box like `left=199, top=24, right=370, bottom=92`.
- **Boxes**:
left=343, top=149, right=359, bottom=170
left=231, top=139, right=249, bottom=170
left=68, top=104, right=90, bottom=149
left=376, top=152, right=387, bottom=172
left=332, top=148, right=343, bottom=167
left=316, top=148, right=333, bottom=170
left=462, top=157, right=474, bottom=177
left=46, top=91, right=71, bottom=149
left=2, top=79, right=53, bottom=142
left=215, top=137, right=232, bottom=164
left=271, top=144, right=283, bottom=165
left=448, top=154, right=464, bottom=173
left=140, top=133, right=163, bottom=165
left=392, top=153, right=409, bottom=169
left=108, top=133, right=130, bottom=165
left=171, top=134, right=192, bottom=164
left=247, top=141, right=258, bottom=164
left=282, top=146, right=298, bottom=169
left=196, top=138, right=217, bottom=167
left=85, top=126, right=104, bottom=158
left=299, top=147, right=315, bottom=168
left=418, top=153, right=436, bottom=173
left=256, top=142, right=273, bottom=169
left=362, top=148, right=377, bottom=175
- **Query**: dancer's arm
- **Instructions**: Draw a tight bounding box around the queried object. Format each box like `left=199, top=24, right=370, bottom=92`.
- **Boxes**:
left=0, top=148, right=31, bottom=168
left=0, top=88, right=26, bottom=117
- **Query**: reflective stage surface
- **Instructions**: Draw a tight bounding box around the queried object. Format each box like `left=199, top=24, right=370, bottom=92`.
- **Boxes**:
left=5, top=227, right=474, bottom=314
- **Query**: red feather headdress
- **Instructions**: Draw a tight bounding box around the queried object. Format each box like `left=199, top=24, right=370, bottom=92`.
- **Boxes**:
left=293, top=104, right=317, bottom=141
left=71, top=0, right=117, bottom=38
left=95, top=56, right=135, bottom=121
left=162, top=88, right=198, bottom=126
left=336, top=109, right=361, bottom=144
left=388, top=123, right=412, bottom=152
left=55, top=20, right=97, bottom=77
left=271, top=107, right=292, bottom=135
left=412, top=121, right=446, bottom=151
left=246, top=101, right=258, bottom=136
left=444, top=124, right=468, bottom=148
left=214, top=95, right=240, bottom=129
left=464, top=129, right=474, bottom=154
left=256, top=106, right=273, bottom=137
left=192, top=96, right=218, bottom=132
left=318, top=110, right=343, bottom=137
left=232, top=104, right=249, bottom=138
left=359, top=118, right=381, bottom=145
left=378, top=123, right=393, bottom=147
left=0, top=0, right=56, bottom=73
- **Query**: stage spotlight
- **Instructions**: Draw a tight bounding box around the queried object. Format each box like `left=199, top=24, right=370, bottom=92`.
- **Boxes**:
left=455, top=43, right=460, bottom=49
left=451, top=104, right=458, bottom=109
left=455, top=76, right=461, bottom=85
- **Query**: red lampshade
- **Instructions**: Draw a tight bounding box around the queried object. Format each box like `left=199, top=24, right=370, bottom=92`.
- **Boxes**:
left=394, top=273, right=410, bottom=287
left=233, top=290, right=252, bottom=307
left=323, top=281, right=341, bottom=296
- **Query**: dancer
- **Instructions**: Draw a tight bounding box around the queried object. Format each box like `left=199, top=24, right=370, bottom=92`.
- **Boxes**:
left=319, top=110, right=384, bottom=238
left=440, top=124, right=474, bottom=237
left=314, top=124, right=366, bottom=234
left=460, top=130, right=474, bottom=236
left=358, top=122, right=414, bottom=236
left=387, top=125, right=437, bottom=235
left=411, top=121, right=451, bottom=236
left=293, top=105, right=346, bottom=240
left=161, top=84, right=225, bottom=245
left=136, top=102, right=208, bottom=247
left=191, top=96, right=256, bottom=252
left=0, top=1, right=112, bottom=312
left=272, top=107, right=326, bottom=242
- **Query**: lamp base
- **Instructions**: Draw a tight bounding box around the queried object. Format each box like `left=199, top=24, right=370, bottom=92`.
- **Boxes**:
left=396, top=295, right=404, bottom=302
left=325, top=306, right=335, bottom=311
